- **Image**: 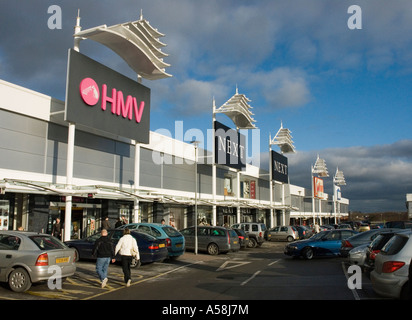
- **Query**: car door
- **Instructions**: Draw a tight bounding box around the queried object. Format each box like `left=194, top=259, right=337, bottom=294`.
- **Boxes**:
left=317, top=231, right=343, bottom=255
left=279, top=226, right=289, bottom=240
left=78, top=232, right=101, bottom=259
left=198, top=227, right=210, bottom=251
left=181, top=228, right=195, bottom=250
left=271, top=226, right=280, bottom=240
left=0, top=234, right=22, bottom=279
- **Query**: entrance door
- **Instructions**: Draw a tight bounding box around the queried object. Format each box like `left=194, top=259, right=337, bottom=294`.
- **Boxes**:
left=59, top=208, right=84, bottom=240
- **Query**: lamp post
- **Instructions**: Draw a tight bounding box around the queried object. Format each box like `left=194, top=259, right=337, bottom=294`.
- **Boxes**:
left=191, top=140, right=200, bottom=255
left=333, top=167, right=346, bottom=224
left=311, top=155, right=329, bottom=226
left=269, top=122, right=295, bottom=226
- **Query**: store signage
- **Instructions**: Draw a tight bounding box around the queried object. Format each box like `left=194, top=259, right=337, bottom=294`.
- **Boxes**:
left=214, top=121, right=246, bottom=170
left=65, top=49, right=150, bottom=143
left=250, top=180, right=256, bottom=199
left=314, top=177, right=324, bottom=199
left=271, top=150, right=288, bottom=183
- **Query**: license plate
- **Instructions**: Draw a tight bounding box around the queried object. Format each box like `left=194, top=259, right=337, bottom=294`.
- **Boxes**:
left=159, top=243, right=165, bottom=248
left=176, top=243, right=182, bottom=247
left=56, top=257, right=69, bottom=263
left=233, top=241, right=238, bottom=244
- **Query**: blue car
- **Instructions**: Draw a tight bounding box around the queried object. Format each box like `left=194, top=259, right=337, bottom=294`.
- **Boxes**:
left=284, top=229, right=358, bottom=260
left=119, top=223, right=185, bottom=259
left=65, top=229, right=168, bottom=266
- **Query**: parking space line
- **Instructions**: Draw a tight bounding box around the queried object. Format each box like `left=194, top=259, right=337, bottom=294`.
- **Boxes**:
left=240, top=270, right=261, bottom=286
left=268, top=259, right=281, bottom=266
left=82, top=261, right=203, bottom=300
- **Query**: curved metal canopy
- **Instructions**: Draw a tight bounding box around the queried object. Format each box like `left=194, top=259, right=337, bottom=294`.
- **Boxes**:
left=270, top=122, right=296, bottom=153
left=75, top=13, right=172, bottom=80
left=214, top=88, right=257, bottom=129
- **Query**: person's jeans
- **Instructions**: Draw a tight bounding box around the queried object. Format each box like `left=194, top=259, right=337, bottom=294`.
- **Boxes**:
left=96, top=257, right=111, bottom=281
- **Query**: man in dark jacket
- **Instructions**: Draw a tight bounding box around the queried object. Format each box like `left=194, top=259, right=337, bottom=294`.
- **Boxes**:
left=92, top=229, right=115, bottom=288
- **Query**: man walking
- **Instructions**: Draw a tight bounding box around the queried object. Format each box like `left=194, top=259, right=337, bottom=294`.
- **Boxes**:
left=92, top=229, right=115, bottom=288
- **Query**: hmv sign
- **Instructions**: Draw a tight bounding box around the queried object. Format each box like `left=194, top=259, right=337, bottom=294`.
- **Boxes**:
left=65, top=49, right=150, bottom=143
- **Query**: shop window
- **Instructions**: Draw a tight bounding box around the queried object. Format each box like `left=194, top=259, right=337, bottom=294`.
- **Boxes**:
left=0, top=200, right=10, bottom=231
left=224, top=177, right=233, bottom=196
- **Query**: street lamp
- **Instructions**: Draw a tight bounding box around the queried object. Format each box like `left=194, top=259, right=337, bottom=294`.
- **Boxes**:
left=269, top=122, right=295, bottom=226
left=333, top=167, right=346, bottom=223
left=191, top=140, right=200, bottom=255
left=312, top=155, right=329, bottom=226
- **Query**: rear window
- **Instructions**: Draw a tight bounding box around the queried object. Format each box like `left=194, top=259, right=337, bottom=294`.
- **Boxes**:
left=162, top=226, right=181, bottom=237
left=30, top=235, right=67, bottom=250
left=228, top=230, right=237, bottom=238
left=381, top=235, right=409, bottom=255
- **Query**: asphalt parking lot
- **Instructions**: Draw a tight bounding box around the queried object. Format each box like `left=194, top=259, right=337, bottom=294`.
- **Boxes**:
left=0, top=240, right=380, bottom=301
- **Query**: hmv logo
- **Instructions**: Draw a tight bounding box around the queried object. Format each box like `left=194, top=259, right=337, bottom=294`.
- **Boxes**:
left=79, top=77, right=146, bottom=123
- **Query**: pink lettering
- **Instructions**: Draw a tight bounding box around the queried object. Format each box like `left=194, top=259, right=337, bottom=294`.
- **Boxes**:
left=116, top=91, right=134, bottom=120
left=82, top=78, right=146, bottom=124
left=134, top=100, right=145, bottom=123
left=101, top=84, right=116, bottom=113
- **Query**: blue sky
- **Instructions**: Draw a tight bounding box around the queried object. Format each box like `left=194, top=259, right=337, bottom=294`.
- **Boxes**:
left=0, top=0, right=411, bottom=212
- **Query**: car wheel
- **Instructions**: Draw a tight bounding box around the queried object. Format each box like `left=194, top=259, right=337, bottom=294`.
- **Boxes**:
left=248, top=238, right=257, bottom=248
left=286, top=236, right=294, bottom=242
left=302, top=247, right=314, bottom=260
left=207, top=243, right=219, bottom=255
left=8, top=268, right=32, bottom=292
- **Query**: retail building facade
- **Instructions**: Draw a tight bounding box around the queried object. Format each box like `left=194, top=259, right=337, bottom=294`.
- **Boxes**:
left=0, top=79, right=349, bottom=238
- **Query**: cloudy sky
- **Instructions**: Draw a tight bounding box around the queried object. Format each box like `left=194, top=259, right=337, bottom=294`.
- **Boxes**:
left=1, top=0, right=411, bottom=212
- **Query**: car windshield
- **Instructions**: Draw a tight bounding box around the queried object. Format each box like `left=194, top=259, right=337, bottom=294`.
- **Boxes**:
left=310, top=231, right=329, bottom=240
left=30, top=235, right=67, bottom=250
left=162, top=226, right=181, bottom=237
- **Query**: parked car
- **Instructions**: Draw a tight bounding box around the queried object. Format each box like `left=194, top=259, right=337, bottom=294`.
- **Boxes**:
left=180, top=226, right=240, bottom=255
left=118, top=223, right=185, bottom=259
left=233, top=228, right=249, bottom=249
left=65, top=229, right=168, bottom=266
left=384, top=221, right=412, bottom=229
left=337, top=224, right=352, bottom=230
left=370, top=230, right=412, bottom=299
left=348, top=243, right=369, bottom=269
left=358, top=223, right=371, bottom=232
left=284, top=229, right=357, bottom=260
left=340, top=228, right=400, bottom=258
left=296, top=226, right=314, bottom=239
left=0, top=231, right=76, bottom=292
left=364, top=229, right=412, bottom=274
left=268, top=226, right=299, bottom=242
left=231, top=222, right=267, bottom=248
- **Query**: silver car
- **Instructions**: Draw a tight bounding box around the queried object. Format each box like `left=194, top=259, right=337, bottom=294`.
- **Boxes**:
left=268, top=226, right=299, bottom=242
left=348, top=243, right=369, bottom=268
left=370, top=230, right=412, bottom=299
left=0, top=231, right=76, bottom=292
left=180, top=226, right=240, bottom=255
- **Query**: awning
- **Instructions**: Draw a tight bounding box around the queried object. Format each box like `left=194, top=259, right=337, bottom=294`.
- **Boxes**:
left=75, top=16, right=171, bottom=80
